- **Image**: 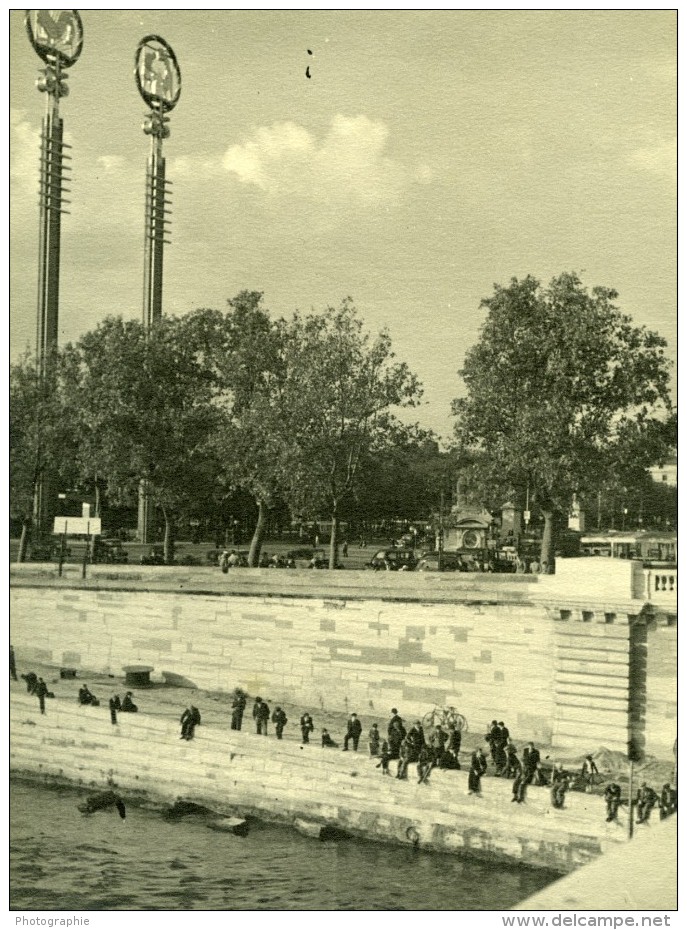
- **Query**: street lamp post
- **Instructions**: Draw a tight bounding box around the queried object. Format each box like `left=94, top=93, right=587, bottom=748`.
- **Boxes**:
left=134, top=35, right=181, bottom=543
left=25, top=10, right=83, bottom=540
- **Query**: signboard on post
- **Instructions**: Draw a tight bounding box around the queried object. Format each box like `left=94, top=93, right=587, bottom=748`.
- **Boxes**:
left=53, top=517, right=102, bottom=536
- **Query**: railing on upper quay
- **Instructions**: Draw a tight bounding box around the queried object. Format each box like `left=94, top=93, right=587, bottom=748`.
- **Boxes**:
left=642, top=567, right=677, bottom=605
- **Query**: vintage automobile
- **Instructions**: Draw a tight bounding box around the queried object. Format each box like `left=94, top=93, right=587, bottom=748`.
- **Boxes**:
left=140, top=545, right=166, bottom=565
left=365, top=548, right=418, bottom=571
left=413, top=551, right=464, bottom=572
left=92, top=539, right=129, bottom=564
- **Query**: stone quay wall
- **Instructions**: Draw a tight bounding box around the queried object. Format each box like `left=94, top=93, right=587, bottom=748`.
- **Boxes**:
left=10, top=691, right=629, bottom=875
left=10, top=559, right=676, bottom=761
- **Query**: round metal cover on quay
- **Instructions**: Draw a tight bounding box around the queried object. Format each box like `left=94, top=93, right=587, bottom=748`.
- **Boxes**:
left=135, top=34, right=181, bottom=112
left=25, top=10, right=84, bottom=67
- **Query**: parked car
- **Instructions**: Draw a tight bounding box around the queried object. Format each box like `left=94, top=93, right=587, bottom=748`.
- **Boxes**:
left=28, top=540, right=69, bottom=562
left=140, top=546, right=166, bottom=565
left=92, top=539, right=128, bottom=564
left=414, top=552, right=464, bottom=572
left=366, top=548, right=418, bottom=571
left=286, top=546, right=318, bottom=562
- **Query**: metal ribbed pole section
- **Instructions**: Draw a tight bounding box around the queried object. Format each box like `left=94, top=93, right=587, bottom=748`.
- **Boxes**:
left=137, top=124, right=173, bottom=543
left=34, top=64, right=71, bottom=537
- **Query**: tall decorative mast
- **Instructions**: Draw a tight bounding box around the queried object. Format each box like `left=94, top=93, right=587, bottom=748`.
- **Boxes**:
left=135, top=35, right=181, bottom=542
left=135, top=34, right=181, bottom=327
left=25, top=10, right=83, bottom=537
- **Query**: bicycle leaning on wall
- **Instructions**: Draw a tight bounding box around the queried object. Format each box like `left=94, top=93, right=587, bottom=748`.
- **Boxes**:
left=422, top=705, right=469, bottom=732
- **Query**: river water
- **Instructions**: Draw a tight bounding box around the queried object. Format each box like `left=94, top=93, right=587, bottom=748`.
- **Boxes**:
left=10, top=779, right=557, bottom=911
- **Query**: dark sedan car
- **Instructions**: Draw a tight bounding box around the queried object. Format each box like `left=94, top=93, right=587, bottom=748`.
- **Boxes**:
left=366, top=548, right=418, bottom=571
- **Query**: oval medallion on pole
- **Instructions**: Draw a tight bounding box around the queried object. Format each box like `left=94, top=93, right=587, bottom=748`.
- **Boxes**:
left=135, top=34, right=181, bottom=113
left=25, top=10, right=84, bottom=67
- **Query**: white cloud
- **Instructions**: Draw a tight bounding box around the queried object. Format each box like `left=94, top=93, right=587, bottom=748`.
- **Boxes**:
left=97, top=154, right=126, bottom=172
left=10, top=110, right=40, bottom=194
left=222, top=115, right=426, bottom=206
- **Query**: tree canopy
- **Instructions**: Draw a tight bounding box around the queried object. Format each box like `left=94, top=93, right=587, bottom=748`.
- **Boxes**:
left=278, top=300, right=422, bottom=566
left=452, top=272, right=674, bottom=566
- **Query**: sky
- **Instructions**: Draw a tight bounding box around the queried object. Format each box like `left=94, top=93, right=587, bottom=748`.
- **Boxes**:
left=9, top=10, right=676, bottom=440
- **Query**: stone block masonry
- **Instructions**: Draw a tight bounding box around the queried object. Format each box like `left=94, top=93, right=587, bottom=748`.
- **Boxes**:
left=11, top=586, right=557, bottom=745
left=10, top=562, right=676, bottom=761
left=10, top=691, right=629, bottom=874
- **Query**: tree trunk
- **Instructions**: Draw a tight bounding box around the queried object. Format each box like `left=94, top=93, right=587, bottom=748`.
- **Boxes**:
left=248, top=499, right=268, bottom=567
left=162, top=508, right=175, bottom=564
left=329, top=510, right=339, bottom=570
left=540, top=510, right=556, bottom=572
left=94, top=479, right=101, bottom=518
left=17, top=516, right=32, bottom=564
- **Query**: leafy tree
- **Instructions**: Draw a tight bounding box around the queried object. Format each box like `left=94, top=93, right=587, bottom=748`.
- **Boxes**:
left=10, top=353, right=77, bottom=561
left=452, top=273, right=674, bottom=568
left=207, top=291, right=292, bottom=566
left=65, top=316, right=225, bottom=563
left=350, top=425, right=451, bottom=528
left=281, top=300, right=422, bottom=567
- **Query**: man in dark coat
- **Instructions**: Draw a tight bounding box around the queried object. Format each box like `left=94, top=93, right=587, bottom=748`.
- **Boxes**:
left=485, top=720, right=501, bottom=765
left=659, top=783, right=677, bottom=820
left=343, top=712, right=362, bottom=751
left=231, top=689, right=246, bottom=731
left=300, top=712, right=314, bottom=744
left=388, top=708, right=403, bottom=737
left=446, top=724, right=461, bottom=763
left=522, top=742, right=541, bottom=783
left=468, top=747, right=488, bottom=794
left=35, top=677, right=49, bottom=714
left=78, top=684, right=99, bottom=707
left=504, top=741, right=521, bottom=779
left=272, top=706, right=288, bottom=739
left=121, top=691, right=138, bottom=713
left=430, top=726, right=448, bottom=765
left=407, top=721, right=426, bottom=755
left=180, top=705, right=201, bottom=740
left=10, top=645, right=18, bottom=681
left=417, top=744, right=435, bottom=784
left=388, top=719, right=406, bottom=759
left=253, top=697, right=270, bottom=735
left=22, top=671, right=38, bottom=694
left=636, top=783, right=658, bottom=824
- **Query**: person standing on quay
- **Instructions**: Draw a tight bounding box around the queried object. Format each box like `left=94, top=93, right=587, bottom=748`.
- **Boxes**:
left=376, top=740, right=392, bottom=775
left=180, top=705, right=201, bottom=740
left=272, top=706, right=288, bottom=739
left=343, top=713, right=362, bottom=751
left=253, top=697, right=270, bottom=735
left=231, top=689, right=246, bottom=731
left=368, top=723, right=381, bottom=756
left=522, top=742, right=541, bottom=785
left=468, top=747, right=487, bottom=795
left=35, top=677, right=49, bottom=715
left=300, top=712, right=314, bottom=744
left=580, top=754, right=599, bottom=791
left=388, top=708, right=403, bottom=736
